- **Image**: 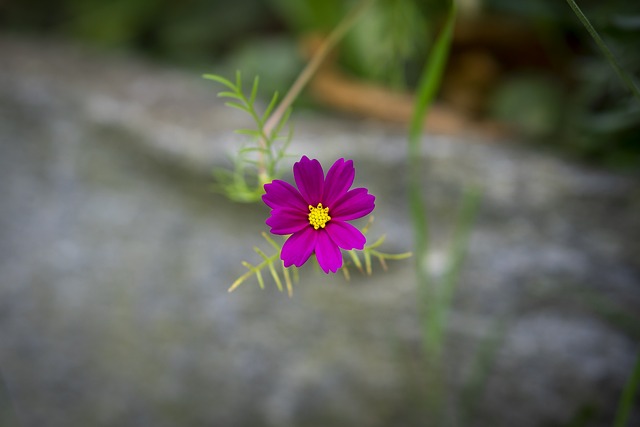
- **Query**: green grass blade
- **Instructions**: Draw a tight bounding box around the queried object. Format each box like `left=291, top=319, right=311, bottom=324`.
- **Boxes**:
left=408, top=0, right=457, bottom=291
left=459, top=318, right=508, bottom=426
left=565, top=0, right=640, bottom=101
left=614, top=350, right=640, bottom=427
left=408, top=0, right=457, bottom=344
left=441, top=187, right=481, bottom=314
left=406, top=3, right=457, bottom=423
left=408, top=3, right=457, bottom=139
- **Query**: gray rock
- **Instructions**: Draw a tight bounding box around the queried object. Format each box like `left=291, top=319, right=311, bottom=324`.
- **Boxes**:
left=0, top=36, right=639, bottom=427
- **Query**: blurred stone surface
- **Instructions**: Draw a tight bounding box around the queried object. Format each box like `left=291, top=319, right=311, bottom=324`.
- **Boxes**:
left=0, top=36, right=639, bottom=427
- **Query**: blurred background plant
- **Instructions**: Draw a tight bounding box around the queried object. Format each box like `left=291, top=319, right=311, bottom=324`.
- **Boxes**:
left=1, top=0, right=638, bottom=167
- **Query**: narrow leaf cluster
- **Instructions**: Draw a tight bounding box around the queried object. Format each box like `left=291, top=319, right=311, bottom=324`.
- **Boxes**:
left=228, top=218, right=411, bottom=296
left=228, top=232, right=298, bottom=297
left=340, top=217, right=412, bottom=280
left=204, top=71, right=294, bottom=202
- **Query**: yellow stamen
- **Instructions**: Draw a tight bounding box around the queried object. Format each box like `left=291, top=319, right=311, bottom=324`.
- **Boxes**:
left=308, top=203, right=331, bottom=230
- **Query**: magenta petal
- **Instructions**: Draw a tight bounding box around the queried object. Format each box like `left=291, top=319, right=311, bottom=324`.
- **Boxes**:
left=322, top=158, right=355, bottom=207
left=281, top=227, right=317, bottom=268
left=314, top=231, right=343, bottom=273
left=330, top=188, right=376, bottom=221
left=262, top=180, right=307, bottom=211
left=324, top=221, right=366, bottom=250
left=266, top=208, right=309, bottom=235
left=293, top=156, right=324, bottom=205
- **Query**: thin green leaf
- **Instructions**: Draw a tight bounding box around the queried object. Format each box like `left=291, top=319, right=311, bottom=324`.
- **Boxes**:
left=377, top=255, right=388, bottom=271
left=224, top=101, right=251, bottom=113
left=565, top=0, right=640, bottom=101
left=217, top=91, right=244, bottom=100
left=235, top=129, right=262, bottom=137
left=262, top=232, right=282, bottom=252
left=347, top=250, right=364, bottom=273
left=241, top=260, right=264, bottom=290
left=408, top=0, right=457, bottom=365
left=342, top=265, right=351, bottom=281
left=408, top=1, right=456, bottom=285
left=249, top=75, right=260, bottom=107
left=271, top=106, right=292, bottom=140
left=261, top=91, right=280, bottom=124
left=238, top=146, right=268, bottom=154
left=364, top=248, right=372, bottom=275
left=229, top=261, right=255, bottom=292
left=361, top=216, right=374, bottom=234
left=282, top=264, right=293, bottom=297
left=366, top=234, right=386, bottom=250
left=252, top=247, right=278, bottom=285
left=441, top=187, right=481, bottom=313
left=255, top=267, right=265, bottom=289
left=459, top=318, right=508, bottom=427
left=202, top=74, right=236, bottom=90
left=255, top=247, right=283, bottom=292
left=268, top=262, right=283, bottom=292
left=614, top=350, right=640, bottom=427
left=369, top=250, right=412, bottom=261
left=234, top=70, right=243, bottom=91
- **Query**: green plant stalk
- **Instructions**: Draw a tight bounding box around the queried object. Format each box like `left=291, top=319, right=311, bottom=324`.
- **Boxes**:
left=408, top=0, right=457, bottom=357
left=459, top=318, right=507, bottom=427
left=565, top=0, right=640, bottom=101
left=407, top=1, right=457, bottom=422
left=259, top=0, right=375, bottom=177
left=229, top=251, right=280, bottom=292
left=429, top=187, right=481, bottom=362
left=614, top=350, right=640, bottom=427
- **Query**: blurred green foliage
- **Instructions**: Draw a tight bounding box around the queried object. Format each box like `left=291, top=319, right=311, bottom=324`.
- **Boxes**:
left=1, top=0, right=638, bottom=168
left=0, top=0, right=279, bottom=64
left=269, top=0, right=451, bottom=89
left=485, top=0, right=640, bottom=168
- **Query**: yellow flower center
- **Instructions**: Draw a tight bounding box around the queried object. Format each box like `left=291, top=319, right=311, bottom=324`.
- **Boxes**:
left=308, top=203, right=331, bottom=230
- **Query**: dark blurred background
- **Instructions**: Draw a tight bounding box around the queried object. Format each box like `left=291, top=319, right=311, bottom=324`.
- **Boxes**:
left=2, top=0, right=639, bottom=167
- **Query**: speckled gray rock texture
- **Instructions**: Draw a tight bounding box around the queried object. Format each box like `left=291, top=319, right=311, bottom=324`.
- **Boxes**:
left=1, top=36, right=639, bottom=427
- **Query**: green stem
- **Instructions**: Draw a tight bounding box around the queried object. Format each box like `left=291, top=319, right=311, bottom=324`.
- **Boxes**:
left=253, top=0, right=373, bottom=184
left=614, top=350, right=640, bottom=427
left=407, top=2, right=457, bottom=423
left=565, top=0, right=640, bottom=101
left=262, top=0, right=374, bottom=139
left=408, top=0, right=457, bottom=358
left=428, top=187, right=481, bottom=361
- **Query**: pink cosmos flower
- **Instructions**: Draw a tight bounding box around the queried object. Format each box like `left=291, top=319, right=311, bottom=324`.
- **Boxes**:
left=262, top=156, right=375, bottom=273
